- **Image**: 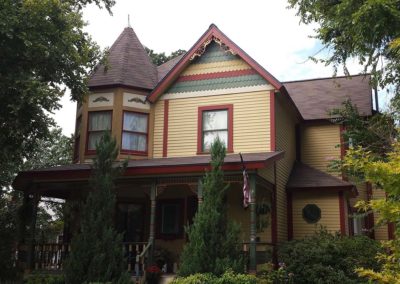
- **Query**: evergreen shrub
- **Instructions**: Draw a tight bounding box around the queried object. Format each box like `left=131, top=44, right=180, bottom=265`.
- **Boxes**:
left=277, top=228, right=382, bottom=284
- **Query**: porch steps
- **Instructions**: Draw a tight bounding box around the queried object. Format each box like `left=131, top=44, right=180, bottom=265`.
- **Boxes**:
left=160, top=274, right=176, bottom=284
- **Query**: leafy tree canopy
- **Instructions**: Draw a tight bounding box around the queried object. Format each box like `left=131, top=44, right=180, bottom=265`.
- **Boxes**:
left=288, top=0, right=400, bottom=107
left=145, top=47, right=186, bottom=66
left=0, top=0, right=114, bottom=189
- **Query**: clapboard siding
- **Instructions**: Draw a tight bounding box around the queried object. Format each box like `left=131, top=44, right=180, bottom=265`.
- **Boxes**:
left=292, top=191, right=341, bottom=238
left=372, top=188, right=389, bottom=240
left=301, top=124, right=341, bottom=174
left=155, top=91, right=271, bottom=157
left=182, top=59, right=251, bottom=76
left=275, top=94, right=297, bottom=242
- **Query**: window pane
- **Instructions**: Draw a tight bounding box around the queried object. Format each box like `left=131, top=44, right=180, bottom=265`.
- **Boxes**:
left=88, top=132, right=104, bottom=150
left=162, top=204, right=179, bottom=234
left=203, top=130, right=228, bottom=151
left=123, top=112, right=148, bottom=133
left=203, top=110, right=227, bottom=131
left=122, top=132, right=147, bottom=152
left=89, top=112, right=111, bottom=131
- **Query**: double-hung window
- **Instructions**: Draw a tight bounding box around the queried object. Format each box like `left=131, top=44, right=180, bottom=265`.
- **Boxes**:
left=198, top=105, right=233, bottom=153
left=122, top=111, right=148, bottom=154
left=87, top=111, right=112, bottom=152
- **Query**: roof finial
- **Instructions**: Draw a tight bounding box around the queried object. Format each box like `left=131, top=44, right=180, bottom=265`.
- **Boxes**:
left=128, top=14, right=131, bottom=28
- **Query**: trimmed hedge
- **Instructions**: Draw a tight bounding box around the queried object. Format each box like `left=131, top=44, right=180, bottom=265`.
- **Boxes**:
left=172, top=270, right=264, bottom=284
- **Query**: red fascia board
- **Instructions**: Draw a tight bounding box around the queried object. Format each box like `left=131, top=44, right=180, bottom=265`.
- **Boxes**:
left=14, top=153, right=284, bottom=187
left=148, top=24, right=283, bottom=103
left=286, top=185, right=355, bottom=192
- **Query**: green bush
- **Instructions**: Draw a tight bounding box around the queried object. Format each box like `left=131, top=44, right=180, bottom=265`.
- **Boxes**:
left=25, top=273, right=64, bottom=284
left=172, top=270, right=260, bottom=284
left=277, top=229, right=382, bottom=284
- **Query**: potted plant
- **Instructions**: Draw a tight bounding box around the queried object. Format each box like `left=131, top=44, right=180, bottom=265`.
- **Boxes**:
left=146, top=265, right=161, bottom=284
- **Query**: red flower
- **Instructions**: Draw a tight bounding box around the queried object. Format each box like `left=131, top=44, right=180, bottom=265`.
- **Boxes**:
left=146, top=265, right=161, bottom=273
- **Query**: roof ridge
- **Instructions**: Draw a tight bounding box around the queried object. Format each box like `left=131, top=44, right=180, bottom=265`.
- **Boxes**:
left=282, top=73, right=370, bottom=84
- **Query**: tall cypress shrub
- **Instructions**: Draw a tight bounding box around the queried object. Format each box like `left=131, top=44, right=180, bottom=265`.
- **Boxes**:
left=64, top=132, right=130, bottom=284
left=179, top=138, right=244, bottom=276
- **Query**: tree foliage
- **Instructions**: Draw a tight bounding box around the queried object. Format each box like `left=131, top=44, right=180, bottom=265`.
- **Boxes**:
left=64, top=132, right=129, bottom=284
left=330, top=100, right=397, bottom=159
left=342, top=144, right=400, bottom=283
left=145, top=47, right=186, bottom=66
left=278, top=228, right=382, bottom=284
left=288, top=0, right=400, bottom=106
left=179, top=138, right=244, bottom=276
left=0, top=0, right=113, bottom=189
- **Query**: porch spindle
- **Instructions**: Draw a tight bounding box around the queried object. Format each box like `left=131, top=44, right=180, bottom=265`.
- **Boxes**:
left=197, top=178, right=203, bottom=208
left=249, top=174, right=257, bottom=274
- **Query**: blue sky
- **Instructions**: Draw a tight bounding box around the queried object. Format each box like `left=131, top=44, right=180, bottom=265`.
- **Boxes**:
left=54, top=0, right=388, bottom=135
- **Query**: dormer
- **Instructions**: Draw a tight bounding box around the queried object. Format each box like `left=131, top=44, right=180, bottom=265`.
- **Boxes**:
left=74, top=27, right=158, bottom=163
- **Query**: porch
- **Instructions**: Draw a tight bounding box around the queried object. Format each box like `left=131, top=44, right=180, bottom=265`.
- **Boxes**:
left=13, top=152, right=282, bottom=278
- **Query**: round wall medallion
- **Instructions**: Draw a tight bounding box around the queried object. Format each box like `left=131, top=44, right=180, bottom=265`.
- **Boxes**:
left=302, top=204, right=321, bottom=224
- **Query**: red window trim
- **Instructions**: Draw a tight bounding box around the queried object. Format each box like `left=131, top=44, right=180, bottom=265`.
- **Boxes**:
left=156, top=198, right=184, bottom=240
left=85, top=110, right=113, bottom=155
left=197, top=104, right=233, bottom=154
left=120, top=111, right=149, bottom=156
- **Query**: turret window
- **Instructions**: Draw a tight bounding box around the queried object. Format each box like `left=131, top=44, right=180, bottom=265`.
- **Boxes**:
left=122, top=111, right=148, bottom=154
left=87, top=111, right=112, bottom=151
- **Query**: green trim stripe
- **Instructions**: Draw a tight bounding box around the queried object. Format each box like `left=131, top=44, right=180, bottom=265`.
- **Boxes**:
left=193, top=42, right=238, bottom=64
left=167, top=74, right=267, bottom=93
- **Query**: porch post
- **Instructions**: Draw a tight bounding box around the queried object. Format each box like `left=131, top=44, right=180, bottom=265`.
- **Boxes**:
left=26, top=192, right=40, bottom=271
left=249, top=174, right=257, bottom=274
left=148, top=182, right=156, bottom=264
left=197, top=178, right=203, bottom=208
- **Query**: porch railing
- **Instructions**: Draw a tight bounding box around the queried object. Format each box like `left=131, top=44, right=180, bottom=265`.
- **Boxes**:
left=20, top=241, right=150, bottom=275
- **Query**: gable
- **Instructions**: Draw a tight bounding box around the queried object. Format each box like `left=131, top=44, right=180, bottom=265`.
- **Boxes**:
left=161, top=41, right=273, bottom=99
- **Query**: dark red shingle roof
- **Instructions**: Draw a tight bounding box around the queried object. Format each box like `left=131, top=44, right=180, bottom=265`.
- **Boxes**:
left=88, top=27, right=158, bottom=90
left=283, top=75, right=373, bottom=120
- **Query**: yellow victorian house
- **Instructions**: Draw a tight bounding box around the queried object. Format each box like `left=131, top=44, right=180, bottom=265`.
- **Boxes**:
left=13, top=24, right=390, bottom=279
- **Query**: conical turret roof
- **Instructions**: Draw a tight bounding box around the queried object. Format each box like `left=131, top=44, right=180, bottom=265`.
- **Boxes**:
left=88, top=27, right=158, bottom=90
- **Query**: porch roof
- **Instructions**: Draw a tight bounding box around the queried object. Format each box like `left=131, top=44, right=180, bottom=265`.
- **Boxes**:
left=287, top=162, right=356, bottom=192
left=13, top=151, right=283, bottom=191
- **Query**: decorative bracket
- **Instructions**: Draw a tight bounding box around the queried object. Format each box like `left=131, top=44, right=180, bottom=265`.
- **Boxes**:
left=190, top=35, right=237, bottom=61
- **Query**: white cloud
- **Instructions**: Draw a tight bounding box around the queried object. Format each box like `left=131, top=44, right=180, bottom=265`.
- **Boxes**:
left=53, top=0, right=366, bottom=135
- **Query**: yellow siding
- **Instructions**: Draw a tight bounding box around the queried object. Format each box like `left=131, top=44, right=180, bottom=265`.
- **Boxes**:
left=153, top=100, right=165, bottom=158
left=227, top=184, right=272, bottom=243
left=301, top=124, right=341, bottom=174
left=372, top=188, right=389, bottom=241
left=275, top=94, right=297, bottom=242
left=156, top=91, right=270, bottom=157
left=350, top=182, right=368, bottom=207
left=257, top=167, right=275, bottom=184
left=181, top=59, right=251, bottom=76
left=292, top=191, right=341, bottom=239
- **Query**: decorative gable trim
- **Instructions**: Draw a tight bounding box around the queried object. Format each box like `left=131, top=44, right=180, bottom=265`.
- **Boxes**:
left=147, top=24, right=283, bottom=103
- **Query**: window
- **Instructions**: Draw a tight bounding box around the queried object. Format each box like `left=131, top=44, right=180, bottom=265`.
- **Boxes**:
left=198, top=105, right=233, bottom=153
left=156, top=199, right=183, bottom=239
left=302, top=204, right=321, bottom=224
left=121, top=111, right=148, bottom=154
left=87, top=111, right=112, bottom=152
left=73, top=116, right=82, bottom=161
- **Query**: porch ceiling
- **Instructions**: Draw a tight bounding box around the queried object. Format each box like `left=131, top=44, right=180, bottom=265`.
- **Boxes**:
left=13, top=151, right=283, bottom=192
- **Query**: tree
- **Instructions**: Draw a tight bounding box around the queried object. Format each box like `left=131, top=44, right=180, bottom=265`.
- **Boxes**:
left=0, top=126, right=73, bottom=281
left=342, top=144, right=400, bottom=283
left=0, top=0, right=114, bottom=189
left=145, top=47, right=186, bottom=66
left=330, top=100, right=396, bottom=160
left=64, top=132, right=130, bottom=284
left=178, top=138, right=244, bottom=276
left=287, top=0, right=400, bottom=108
